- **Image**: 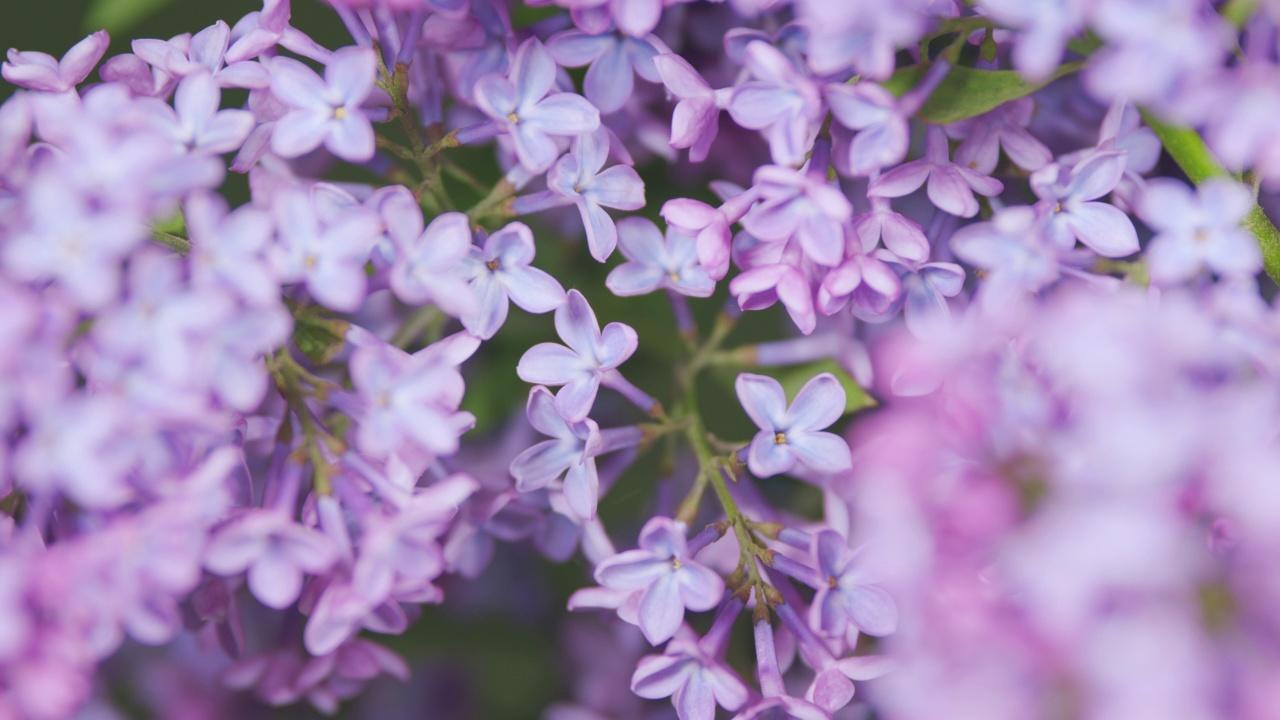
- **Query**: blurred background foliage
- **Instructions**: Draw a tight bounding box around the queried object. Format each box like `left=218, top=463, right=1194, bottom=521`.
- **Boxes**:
left=0, top=1, right=866, bottom=717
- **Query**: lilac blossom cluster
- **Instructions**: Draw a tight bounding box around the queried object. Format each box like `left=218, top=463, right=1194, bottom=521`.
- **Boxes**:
left=3, top=0, right=1280, bottom=718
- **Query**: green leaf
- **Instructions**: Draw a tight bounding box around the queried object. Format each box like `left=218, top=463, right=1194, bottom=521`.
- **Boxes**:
left=883, top=62, right=1083, bottom=125
left=291, top=310, right=349, bottom=366
left=85, top=0, right=176, bottom=33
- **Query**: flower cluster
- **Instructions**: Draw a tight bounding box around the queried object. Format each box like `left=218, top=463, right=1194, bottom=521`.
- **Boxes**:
left=4, top=0, right=1280, bottom=717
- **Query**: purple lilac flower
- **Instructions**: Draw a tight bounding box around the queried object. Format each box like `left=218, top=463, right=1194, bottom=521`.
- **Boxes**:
left=795, top=0, right=926, bottom=79
left=606, top=217, right=715, bottom=298
left=140, top=72, right=255, bottom=155
left=547, top=128, right=646, bottom=261
left=817, top=252, right=904, bottom=318
left=186, top=192, right=279, bottom=306
left=977, top=0, right=1088, bottom=81
left=457, top=221, right=567, bottom=340
left=868, top=125, right=1004, bottom=219
left=474, top=37, right=601, bottom=173
left=951, top=205, right=1061, bottom=308
left=1030, top=150, right=1140, bottom=258
left=346, top=336, right=474, bottom=461
left=382, top=198, right=479, bottom=318
left=509, top=386, right=607, bottom=521
left=853, top=195, right=930, bottom=263
left=735, top=372, right=852, bottom=478
left=652, top=53, right=731, bottom=162
left=825, top=81, right=910, bottom=177
left=1137, top=178, right=1261, bottom=285
left=2, top=30, right=109, bottom=93
left=594, top=517, right=725, bottom=645
left=226, top=0, right=333, bottom=65
left=517, top=289, right=639, bottom=422
left=741, top=163, right=853, bottom=268
left=729, top=256, right=818, bottom=335
left=727, top=41, right=824, bottom=167
left=855, top=255, right=966, bottom=338
left=662, top=188, right=757, bottom=281
left=630, top=603, right=750, bottom=720
left=133, top=21, right=271, bottom=89
left=946, top=97, right=1053, bottom=175
left=269, top=46, right=377, bottom=162
left=204, top=510, right=339, bottom=609
left=808, top=530, right=897, bottom=638
left=545, top=29, right=665, bottom=114
left=269, top=187, right=379, bottom=312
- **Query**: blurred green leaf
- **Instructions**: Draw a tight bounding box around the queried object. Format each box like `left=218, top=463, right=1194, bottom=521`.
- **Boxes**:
left=772, top=359, right=876, bottom=416
left=883, top=62, right=1082, bottom=124
left=85, top=0, right=176, bottom=33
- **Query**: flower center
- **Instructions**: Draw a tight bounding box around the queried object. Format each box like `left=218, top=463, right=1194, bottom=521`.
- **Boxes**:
left=333, top=106, right=347, bottom=120
left=671, top=558, right=683, bottom=569
left=486, top=258, right=501, bottom=271
left=829, top=575, right=838, bottom=588
left=507, top=112, right=520, bottom=124
left=774, top=432, right=787, bottom=445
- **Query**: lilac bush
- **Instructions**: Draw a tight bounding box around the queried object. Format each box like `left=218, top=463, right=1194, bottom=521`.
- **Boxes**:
left=5, top=0, right=1280, bottom=718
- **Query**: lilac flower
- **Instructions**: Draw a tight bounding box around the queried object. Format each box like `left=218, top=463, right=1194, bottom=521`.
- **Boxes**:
left=133, top=21, right=270, bottom=89
left=631, top=620, right=750, bottom=720
left=741, top=164, right=853, bottom=268
left=854, top=195, right=929, bottom=263
left=474, top=38, right=601, bottom=173
left=661, top=188, right=757, bottom=281
left=825, top=82, right=910, bottom=176
left=204, top=510, right=339, bottom=609
left=607, top=218, right=715, bottom=298
left=735, top=372, right=852, bottom=478
left=854, top=255, right=966, bottom=337
left=868, top=125, right=1004, bottom=219
left=817, top=252, right=904, bottom=317
left=951, top=206, right=1061, bottom=307
left=977, top=0, right=1088, bottom=81
left=594, top=517, right=725, bottom=645
left=226, top=0, right=332, bottom=65
left=727, top=41, right=824, bottom=167
left=1030, top=150, right=1139, bottom=257
left=946, top=97, right=1053, bottom=175
left=653, top=53, right=731, bottom=162
left=186, top=192, right=279, bottom=306
left=729, top=260, right=817, bottom=335
left=141, top=72, right=255, bottom=155
left=517, top=290, right=639, bottom=422
left=346, top=337, right=473, bottom=461
left=510, top=387, right=605, bottom=521
left=457, top=222, right=567, bottom=340
left=1, top=31, right=109, bottom=93
left=269, top=187, right=379, bottom=312
left=808, top=530, right=897, bottom=638
left=545, top=29, right=665, bottom=114
left=1137, top=178, right=1261, bottom=285
left=382, top=198, right=479, bottom=318
left=547, top=128, right=646, bottom=261
left=269, top=46, right=377, bottom=162
left=795, top=0, right=925, bottom=79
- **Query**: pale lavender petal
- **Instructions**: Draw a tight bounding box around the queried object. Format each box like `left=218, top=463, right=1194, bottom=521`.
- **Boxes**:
left=1068, top=202, right=1139, bottom=257
left=556, top=373, right=600, bottom=422
left=271, top=110, right=330, bottom=157
left=517, top=343, right=586, bottom=385
left=562, top=459, right=599, bottom=519
left=504, top=266, right=566, bottom=313
left=581, top=201, right=619, bottom=262
left=595, top=551, right=672, bottom=589
left=327, top=114, right=375, bottom=162
left=510, top=440, right=577, bottom=491
left=842, top=584, right=898, bottom=636
left=734, top=373, right=788, bottom=430
left=546, top=30, right=611, bottom=67
left=247, top=551, right=305, bottom=609
left=788, top=431, right=853, bottom=474
left=927, top=168, right=980, bottom=218
left=638, top=572, right=684, bottom=644
left=584, top=43, right=634, bottom=114
left=868, top=161, right=931, bottom=198
left=787, top=373, right=845, bottom=433
left=607, top=262, right=665, bottom=296
left=526, top=93, right=601, bottom=135
left=676, top=564, right=724, bottom=611
left=631, top=655, right=694, bottom=699
left=326, top=46, right=375, bottom=105
left=748, top=431, right=797, bottom=477
left=555, top=290, right=601, bottom=359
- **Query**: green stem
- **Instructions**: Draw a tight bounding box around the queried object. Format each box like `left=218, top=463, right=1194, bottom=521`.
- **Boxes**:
left=1140, top=110, right=1280, bottom=284
left=150, top=229, right=190, bottom=255
left=467, top=178, right=516, bottom=225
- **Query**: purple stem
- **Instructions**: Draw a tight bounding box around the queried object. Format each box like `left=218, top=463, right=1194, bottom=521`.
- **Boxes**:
left=598, top=426, right=645, bottom=454
left=601, top=369, right=660, bottom=414
left=775, top=601, right=837, bottom=668
left=808, top=137, right=832, bottom=178
left=396, top=6, right=430, bottom=66
left=686, top=522, right=727, bottom=557
left=371, top=5, right=401, bottom=68
left=754, top=618, right=786, bottom=698
left=333, top=4, right=373, bottom=47
left=699, top=595, right=746, bottom=656
left=776, top=527, right=812, bottom=551
left=768, top=551, right=823, bottom=587
left=753, top=333, right=841, bottom=366
left=454, top=120, right=501, bottom=146
left=666, top=288, right=697, bottom=338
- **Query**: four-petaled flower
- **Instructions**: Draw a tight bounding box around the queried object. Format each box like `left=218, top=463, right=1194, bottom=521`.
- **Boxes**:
left=517, top=289, right=638, bottom=422
left=269, top=46, right=377, bottom=162
left=607, top=218, right=715, bottom=298
left=458, top=222, right=567, bottom=340
left=547, top=128, right=646, bottom=261
left=595, top=517, right=725, bottom=645
left=509, top=386, right=604, bottom=521
left=735, top=372, right=853, bottom=478
left=808, top=530, right=898, bottom=639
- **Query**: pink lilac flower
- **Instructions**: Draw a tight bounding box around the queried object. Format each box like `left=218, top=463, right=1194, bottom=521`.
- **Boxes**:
left=607, top=217, right=715, bottom=298
left=735, top=372, right=853, bottom=478
left=594, top=517, right=725, bottom=645
left=817, top=252, right=904, bottom=318
left=662, top=187, right=758, bottom=281
left=1029, top=149, right=1140, bottom=258
left=269, top=46, right=378, bottom=162
left=825, top=81, right=911, bottom=177
left=853, top=195, right=930, bottom=263
left=517, top=289, right=639, bottom=422
left=457, top=221, right=567, bottom=340
left=474, top=37, right=601, bottom=173
left=1, top=30, right=109, bottom=93
left=1137, top=177, right=1261, bottom=285
left=868, top=125, right=1004, bottom=219
left=546, top=128, right=646, bottom=261
left=741, top=162, right=853, bottom=269
left=652, top=52, right=731, bottom=162
left=946, top=97, right=1053, bottom=175
left=131, top=20, right=271, bottom=89
left=807, top=530, right=897, bottom=638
